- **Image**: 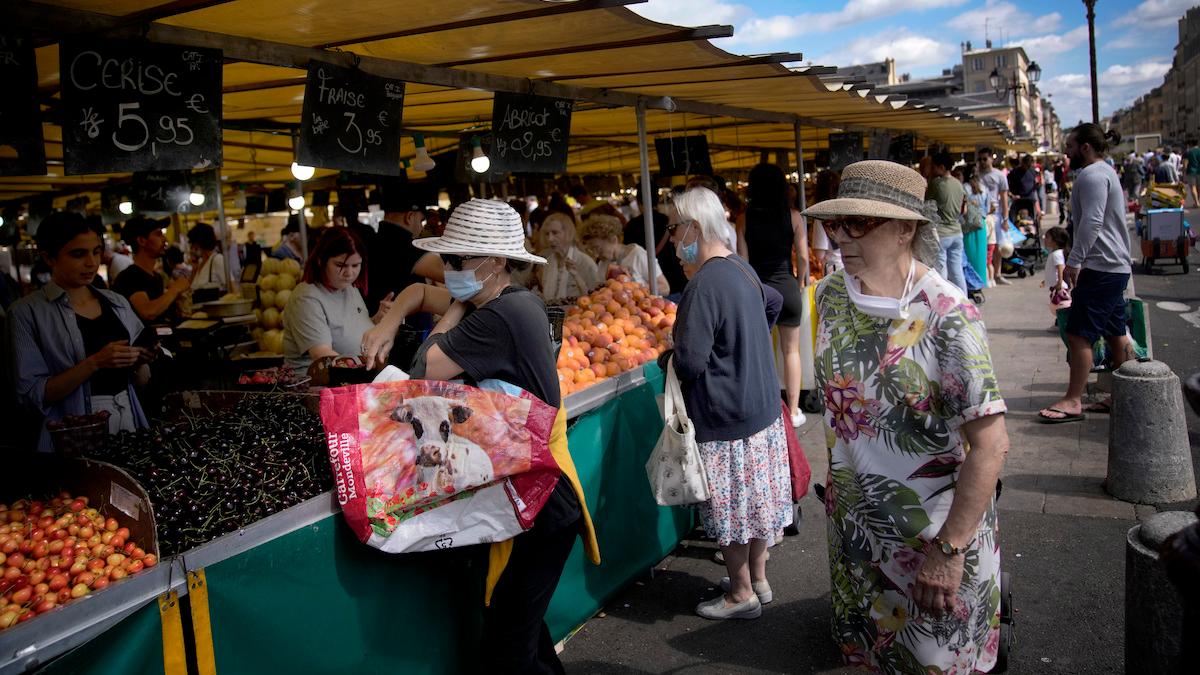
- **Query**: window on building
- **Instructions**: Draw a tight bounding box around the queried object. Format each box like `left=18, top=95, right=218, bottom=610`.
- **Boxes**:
left=996, top=54, right=1008, bottom=69
left=973, top=57, right=984, bottom=71
left=975, top=82, right=987, bottom=93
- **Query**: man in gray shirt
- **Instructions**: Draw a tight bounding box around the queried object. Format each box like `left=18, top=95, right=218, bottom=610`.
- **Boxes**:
left=977, top=149, right=1010, bottom=286
left=1039, top=124, right=1135, bottom=424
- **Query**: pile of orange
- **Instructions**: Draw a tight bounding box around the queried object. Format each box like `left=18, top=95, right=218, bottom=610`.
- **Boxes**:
left=556, top=277, right=676, bottom=396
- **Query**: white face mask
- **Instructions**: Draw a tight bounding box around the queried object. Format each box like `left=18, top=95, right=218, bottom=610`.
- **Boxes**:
left=844, top=259, right=916, bottom=320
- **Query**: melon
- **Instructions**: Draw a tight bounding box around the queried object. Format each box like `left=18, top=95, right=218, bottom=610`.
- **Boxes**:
left=262, top=307, right=281, bottom=330
left=258, top=274, right=278, bottom=292
left=280, top=258, right=301, bottom=277
left=275, top=273, right=297, bottom=292
left=274, top=289, right=291, bottom=310
left=259, top=290, right=276, bottom=310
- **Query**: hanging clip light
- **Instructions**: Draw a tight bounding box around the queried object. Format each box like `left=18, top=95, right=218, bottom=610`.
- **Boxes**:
left=118, top=201, right=134, bottom=215
left=412, top=133, right=436, bottom=172
left=288, top=194, right=306, bottom=211
left=189, top=192, right=206, bottom=207
left=291, top=162, right=315, bottom=181
left=469, top=136, right=490, bottom=174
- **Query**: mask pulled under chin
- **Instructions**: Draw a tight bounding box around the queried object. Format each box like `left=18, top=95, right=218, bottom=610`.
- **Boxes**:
left=844, top=260, right=916, bottom=320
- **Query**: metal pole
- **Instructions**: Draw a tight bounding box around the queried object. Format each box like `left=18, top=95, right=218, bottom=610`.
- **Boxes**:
left=212, top=169, right=238, bottom=293
left=793, top=120, right=808, bottom=211
left=1084, top=0, right=1100, bottom=124
left=296, top=186, right=309, bottom=264
left=636, top=100, right=659, bottom=296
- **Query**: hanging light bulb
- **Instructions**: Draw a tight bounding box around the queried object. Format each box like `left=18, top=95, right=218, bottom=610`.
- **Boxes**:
left=469, top=136, right=490, bottom=174
left=291, top=162, right=315, bottom=181
left=288, top=195, right=306, bottom=211
left=189, top=192, right=206, bottom=207
left=412, top=133, right=436, bottom=172
left=118, top=201, right=134, bottom=215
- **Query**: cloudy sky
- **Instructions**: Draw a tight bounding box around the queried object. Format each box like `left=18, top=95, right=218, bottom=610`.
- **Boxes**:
left=631, top=0, right=1195, bottom=129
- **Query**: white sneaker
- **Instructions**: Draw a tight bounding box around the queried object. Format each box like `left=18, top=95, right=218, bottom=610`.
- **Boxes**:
left=790, top=409, right=806, bottom=427
left=695, top=594, right=762, bottom=620
left=719, top=577, right=774, bottom=604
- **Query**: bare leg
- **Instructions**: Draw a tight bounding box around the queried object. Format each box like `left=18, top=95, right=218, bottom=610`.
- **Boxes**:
left=721, top=542, right=754, bottom=604
left=1041, top=333, right=1092, bottom=418
left=991, top=244, right=1003, bottom=283
left=779, top=325, right=802, bottom=417
left=748, top=538, right=769, bottom=584
left=1106, top=334, right=1137, bottom=369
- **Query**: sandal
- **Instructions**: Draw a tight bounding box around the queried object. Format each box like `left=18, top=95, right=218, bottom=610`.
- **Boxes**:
left=1037, top=407, right=1086, bottom=424
left=1084, top=400, right=1112, bottom=414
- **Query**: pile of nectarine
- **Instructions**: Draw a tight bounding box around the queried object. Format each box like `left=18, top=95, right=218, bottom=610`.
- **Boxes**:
left=556, top=277, right=676, bottom=396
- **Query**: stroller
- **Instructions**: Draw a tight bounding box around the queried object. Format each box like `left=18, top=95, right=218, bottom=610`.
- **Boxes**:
left=999, top=219, right=1038, bottom=279
left=964, top=256, right=986, bottom=304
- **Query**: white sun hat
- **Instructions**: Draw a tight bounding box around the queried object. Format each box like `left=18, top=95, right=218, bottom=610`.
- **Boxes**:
left=412, top=198, right=547, bottom=265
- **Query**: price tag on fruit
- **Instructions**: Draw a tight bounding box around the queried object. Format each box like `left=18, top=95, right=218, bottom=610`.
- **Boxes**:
left=297, top=60, right=406, bottom=176
left=59, top=40, right=223, bottom=175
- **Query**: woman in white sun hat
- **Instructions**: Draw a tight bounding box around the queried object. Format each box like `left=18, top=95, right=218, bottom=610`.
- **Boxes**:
left=360, top=198, right=599, bottom=675
left=803, top=160, right=1010, bottom=673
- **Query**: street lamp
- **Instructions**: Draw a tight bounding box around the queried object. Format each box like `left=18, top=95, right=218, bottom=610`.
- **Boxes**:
left=1083, top=0, right=1100, bottom=124
left=991, top=60, right=1042, bottom=136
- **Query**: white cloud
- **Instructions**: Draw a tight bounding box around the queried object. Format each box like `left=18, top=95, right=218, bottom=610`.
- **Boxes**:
left=1043, top=61, right=1172, bottom=126
left=1114, top=0, right=1194, bottom=28
left=630, top=0, right=754, bottom=28
left=693, top=0, right=968, bottom=45
left=948, top=0, right=1062, bottom=41
left=815, top=29, right=959, bottom=73
left=1105, top=32, right=1145, bottom=50
left=1007, top=25, right=1089, bottom=57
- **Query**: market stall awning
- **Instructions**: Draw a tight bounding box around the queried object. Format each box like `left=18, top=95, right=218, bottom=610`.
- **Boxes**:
left=3, top=0, right=1011, bottom=210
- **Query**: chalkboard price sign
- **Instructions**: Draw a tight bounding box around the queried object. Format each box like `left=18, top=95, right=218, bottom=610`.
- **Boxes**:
left=298, top=60, right=405, bottom=176
left=489, top=92, right=573, bottom=174
left=889, top=134, right=915, bottom=166
left=132, top=170, right=201, bottom=214
left=0, top=34, right=47, bottom=177
left=60, top=41, right=222, bottom=175
left=654, top=136, right=712, bottom=177
left=828, top=132, right=863, bottom=172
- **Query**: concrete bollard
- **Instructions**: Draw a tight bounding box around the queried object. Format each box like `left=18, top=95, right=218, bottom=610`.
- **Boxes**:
left=1125, top=511, right=1199, bottom=674
left=1106, top=359, right=1196, bottom=504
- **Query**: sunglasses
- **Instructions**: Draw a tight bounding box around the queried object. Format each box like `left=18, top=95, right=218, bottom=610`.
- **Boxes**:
left=441, top=254, right=486, bottom=271
left=822, top=216, right=891, bottom=239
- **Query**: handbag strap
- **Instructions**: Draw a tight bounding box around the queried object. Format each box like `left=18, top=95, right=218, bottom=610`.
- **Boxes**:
left=723, top=255, right=766, bottom=304
left=664, top=357, right=689, bottom=424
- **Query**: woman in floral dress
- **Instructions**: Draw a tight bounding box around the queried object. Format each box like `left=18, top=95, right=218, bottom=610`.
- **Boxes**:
left=802, top=161, right=1011, bottom=674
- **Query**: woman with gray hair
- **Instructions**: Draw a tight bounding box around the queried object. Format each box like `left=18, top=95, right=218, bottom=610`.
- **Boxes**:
left=665, top=186, right=792, bottom=620
left=802, top=161, right=1010, bottom=672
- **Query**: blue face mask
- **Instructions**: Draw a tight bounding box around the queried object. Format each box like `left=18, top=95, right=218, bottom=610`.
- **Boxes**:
left=678, top=222, right=699, bottom=264
left=443, top=259, right=495, bottom=302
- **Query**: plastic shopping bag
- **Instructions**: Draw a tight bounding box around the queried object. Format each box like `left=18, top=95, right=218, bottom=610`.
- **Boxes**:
left=320, top=379, right=561, bottom=553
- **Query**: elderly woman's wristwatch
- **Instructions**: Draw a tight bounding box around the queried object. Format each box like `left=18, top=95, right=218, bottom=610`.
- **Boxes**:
left=933, top=536, right=967, bottom=556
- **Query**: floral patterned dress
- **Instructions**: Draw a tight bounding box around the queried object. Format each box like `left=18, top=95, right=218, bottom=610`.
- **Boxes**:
left=815, top=269, right=1007, bottom=674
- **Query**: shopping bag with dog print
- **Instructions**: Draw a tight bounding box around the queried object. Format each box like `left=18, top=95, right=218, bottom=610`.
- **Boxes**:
left=320, top=378, right=561, bottom=553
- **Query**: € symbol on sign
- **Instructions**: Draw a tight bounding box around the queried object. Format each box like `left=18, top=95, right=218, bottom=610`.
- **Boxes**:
left=186, top=94, right=208, bottom=114
left=551, top=129, right=561, bottom=142
left=377, top=111, right=389, bottom=127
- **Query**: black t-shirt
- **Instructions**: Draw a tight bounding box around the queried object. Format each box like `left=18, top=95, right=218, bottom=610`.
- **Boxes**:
left=439, top=286, right=581, bottom=531
left=366, top=221, right=426, bottom=315
left=112, top=265, right=172, bottom=322
left=76, top=299, right=133, bottom=396
left=624, top=210, right=687, bottom=295
left=745, top=205, right=795, bottom=278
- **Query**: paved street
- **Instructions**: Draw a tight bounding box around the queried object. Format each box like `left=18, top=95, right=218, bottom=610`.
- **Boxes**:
left=561, top=207, right=1199, bottom=673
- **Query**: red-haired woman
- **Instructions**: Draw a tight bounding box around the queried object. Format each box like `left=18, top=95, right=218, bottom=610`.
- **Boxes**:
left=282, top=227, right=390, bottom=369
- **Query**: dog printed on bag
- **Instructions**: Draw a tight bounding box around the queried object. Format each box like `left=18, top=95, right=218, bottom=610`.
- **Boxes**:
left=391, top=396, right=496, bottom=494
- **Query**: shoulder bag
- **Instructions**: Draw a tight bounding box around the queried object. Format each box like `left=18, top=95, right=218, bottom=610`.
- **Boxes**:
left=645, top=357, right=710, bottom=506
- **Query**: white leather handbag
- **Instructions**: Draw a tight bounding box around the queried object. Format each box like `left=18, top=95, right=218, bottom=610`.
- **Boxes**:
left=646, top=358, right=711, bottom=506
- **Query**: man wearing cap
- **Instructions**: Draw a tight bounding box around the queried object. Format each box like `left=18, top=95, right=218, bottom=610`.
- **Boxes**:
left=366, top=185, right=444, bottom=316
left=270, top=214, right=305, bottom=264
left=360, top=199, right=599, bottom=674
left=113, top=216, right=190, bottom=324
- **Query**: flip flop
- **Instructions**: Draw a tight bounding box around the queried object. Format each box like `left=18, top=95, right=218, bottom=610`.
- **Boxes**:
left=1037, top=407, right=1086, bottom=424
left=1084, top=400, right=1112, bottom=414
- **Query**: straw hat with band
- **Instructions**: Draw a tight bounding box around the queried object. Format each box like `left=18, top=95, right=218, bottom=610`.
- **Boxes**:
left=413, top=198, right=547, bottom=265
left=801, top=160, right=941, bottom=268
